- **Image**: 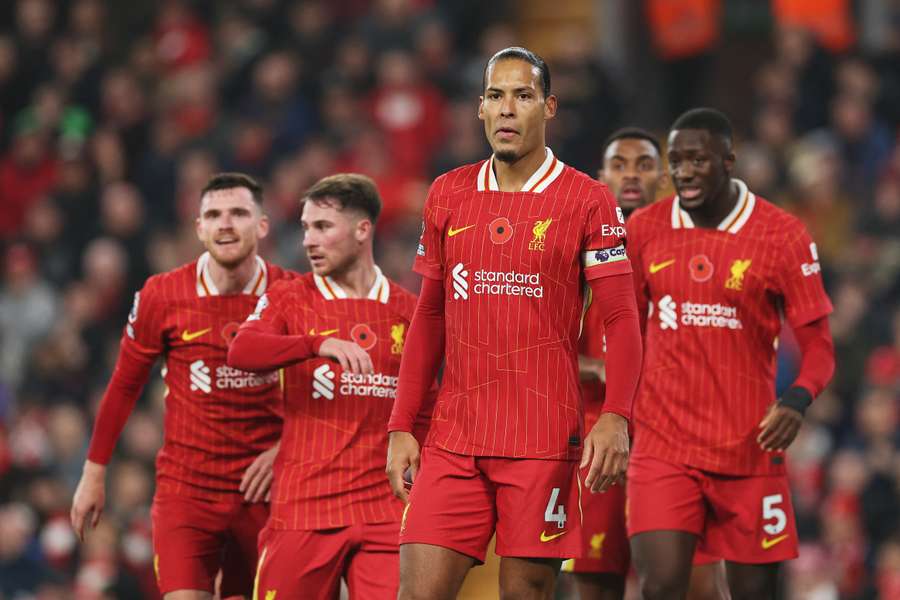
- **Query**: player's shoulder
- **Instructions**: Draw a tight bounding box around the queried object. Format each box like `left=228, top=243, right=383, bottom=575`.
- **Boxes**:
left=140, top=259, right=199, bottom=299
left=628, top=195, right=675, bottom=232
left=749, top=194, right=808, bottom=235
left=386, top=279, right=418, bottom=319
left=264, top=261, right=300, bottom=283
left=266, top=271, right=317, bottom=298
left=430, top=161, right=484, bottom=196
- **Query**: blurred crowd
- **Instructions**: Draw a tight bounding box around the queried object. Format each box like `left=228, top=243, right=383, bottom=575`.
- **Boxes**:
left=0, top=1, right=897, bottom=599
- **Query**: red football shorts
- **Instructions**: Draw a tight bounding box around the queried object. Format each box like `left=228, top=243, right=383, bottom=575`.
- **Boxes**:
left=253, top=521, right=400, bottom=600
left=400, top=446, right=582, bottom=562
left=151, top=492, right=268, bottom=596
left=561, top=481, right=629, bottom=575
left=562, top=480, right=719, bottom=575
left=627, top=455, right=799, bottom=563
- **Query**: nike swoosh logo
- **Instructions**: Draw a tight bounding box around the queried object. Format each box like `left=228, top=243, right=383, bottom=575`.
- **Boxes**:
left=447, top=225, right=475, bottom=237
left=308, top=328, right=339, bottom=336
left=181, top=328, right=212, bottom=342
left=649, top=259, right=676, bottom=274
left=761, top=534, right=789, bottom=550
left=540, top=530, right=568, bottom=543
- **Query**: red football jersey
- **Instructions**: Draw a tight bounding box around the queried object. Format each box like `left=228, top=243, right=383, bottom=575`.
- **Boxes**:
left=415, top=148, right=631, bottom=460
left=628, top=180, right=833, bottom=475
left=242, top=269, right=420, bottom=530
left=110, top=253, right=290, bottom=499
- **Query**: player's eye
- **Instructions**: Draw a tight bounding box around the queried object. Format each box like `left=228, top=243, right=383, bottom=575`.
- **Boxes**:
left=693, top=158, right=706, bottom=166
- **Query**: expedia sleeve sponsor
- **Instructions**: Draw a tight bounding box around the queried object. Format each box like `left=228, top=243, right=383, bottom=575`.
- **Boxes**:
left=583, top=245, right=628, bottom=268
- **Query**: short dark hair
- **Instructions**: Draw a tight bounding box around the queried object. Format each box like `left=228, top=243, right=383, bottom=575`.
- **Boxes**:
left=670, top=107, right=734, bottom=143
left=602, top=127, right=662, bottom=163
left=302, top=173, right=381, bottom=223
left=201, top=172, right=264, bottom=205
left=483, top=46, right=551, bottom=98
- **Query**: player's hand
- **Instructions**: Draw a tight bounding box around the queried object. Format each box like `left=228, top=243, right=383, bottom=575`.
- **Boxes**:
left=386, top=431, right=420, bottom=503
left=318, top=338, right=373, bottom=374
left=241, top=442, right=280, bottom=503
left=71, top=460, right=106, bottom=542
left=757, top=403, right=803, bottom=451
left=581, top=412, right=629, bottom=494
left=578, top=355, right=606, bottom=382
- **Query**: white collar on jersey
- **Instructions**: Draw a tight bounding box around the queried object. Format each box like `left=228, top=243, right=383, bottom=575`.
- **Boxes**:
left=476, top=147, right=565, bottom=193
left=196, top=252, right=268, bottom=297
left=313, top=265, right=390, bottom=303
left=671, top=178, right=756, bottom=234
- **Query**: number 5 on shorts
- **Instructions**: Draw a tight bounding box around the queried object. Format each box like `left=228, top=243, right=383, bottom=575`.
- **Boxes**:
left=762, top=494, right=786, bottom=535
left=544, top=487, right=567, bottom=529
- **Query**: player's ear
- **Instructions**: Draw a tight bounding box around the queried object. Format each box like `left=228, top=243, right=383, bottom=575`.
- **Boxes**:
left=256, top=213, right=270, bottom=240
left=723, top=150, right=736, bottom=175
left=597, top=167, right=607, bottom=184
left=355, top=218, right=372, bottom=242
left=195, top=217, right=203, bottom=243
left=544, top=94, right=557, bottom=120
left=477, top=96, right=485, bottom=121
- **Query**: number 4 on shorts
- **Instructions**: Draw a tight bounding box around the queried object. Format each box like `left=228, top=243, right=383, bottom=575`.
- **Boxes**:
left=544, top=487, right=567, bottom=529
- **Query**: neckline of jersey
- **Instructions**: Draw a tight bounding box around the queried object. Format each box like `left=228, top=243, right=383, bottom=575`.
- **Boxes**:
left=672, top=179, right=756, bottom=234
left=477, top=147, right=565, bottom=193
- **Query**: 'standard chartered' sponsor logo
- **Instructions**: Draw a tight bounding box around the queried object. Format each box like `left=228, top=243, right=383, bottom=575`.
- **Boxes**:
left=311, top=363, right=399, bottom=399
left=451, top=262, right=543, bottom=299
left=654, top=295, right=743, bottom=330
left=215, top=365, right=279, bottom=389
left=189, top=359, right=277, bottom=393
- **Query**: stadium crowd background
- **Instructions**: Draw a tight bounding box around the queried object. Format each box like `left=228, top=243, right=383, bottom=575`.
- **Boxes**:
left=0, top=0, right=898, bottom=598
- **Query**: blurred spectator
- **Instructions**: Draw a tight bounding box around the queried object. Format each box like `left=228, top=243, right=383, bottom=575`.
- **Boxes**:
left=0, top=245, right=57, bottom=394
left=367, top=49, right=446, bottom=177
left=0, top=113, right=59, bottom=237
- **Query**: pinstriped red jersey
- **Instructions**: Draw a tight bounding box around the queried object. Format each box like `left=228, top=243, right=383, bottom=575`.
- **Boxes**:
left=415, top=148, right=632, bottom=460
left=119, top=253, right=291, bottom=499
left=629, top=180, right=833, bottom=475
left=245, top=270, right=419, bottom=530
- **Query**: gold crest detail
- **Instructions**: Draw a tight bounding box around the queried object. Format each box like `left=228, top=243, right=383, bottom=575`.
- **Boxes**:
left=391, top=323, right=406, bottom=354
left=528, top=218, right=553, bottom=251
left=725, top=259, right=752, bottom=290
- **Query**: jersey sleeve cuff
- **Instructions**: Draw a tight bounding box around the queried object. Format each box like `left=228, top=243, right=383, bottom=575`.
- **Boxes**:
left=412, top=261, right=443, bottom=281
left=786, top=303, right=834, bottom=329
left=599, top=406, right=632, bottom=422
left=584, top=259, right=634, bottom=281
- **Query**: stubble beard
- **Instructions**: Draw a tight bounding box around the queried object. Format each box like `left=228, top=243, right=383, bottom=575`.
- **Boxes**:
left=494, top=149, right=518, bottom=163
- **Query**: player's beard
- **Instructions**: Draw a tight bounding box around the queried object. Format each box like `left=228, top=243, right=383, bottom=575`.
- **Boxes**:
left=494, top=149, right=518, bottom=163
left=319, top=251, right=358, bottom=279
left=208, top=238, right=255, bottom=269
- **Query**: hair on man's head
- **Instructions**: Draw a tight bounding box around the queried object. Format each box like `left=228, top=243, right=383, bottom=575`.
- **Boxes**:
left=201, top=172, right=264, bottom=205
left=670, top=108, right=734, bottom=144
left=483, top=46, right=551, bottom=98
left=302, top=173, right=382, bottom=223
left=602, top=127, right=662, bottom=163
